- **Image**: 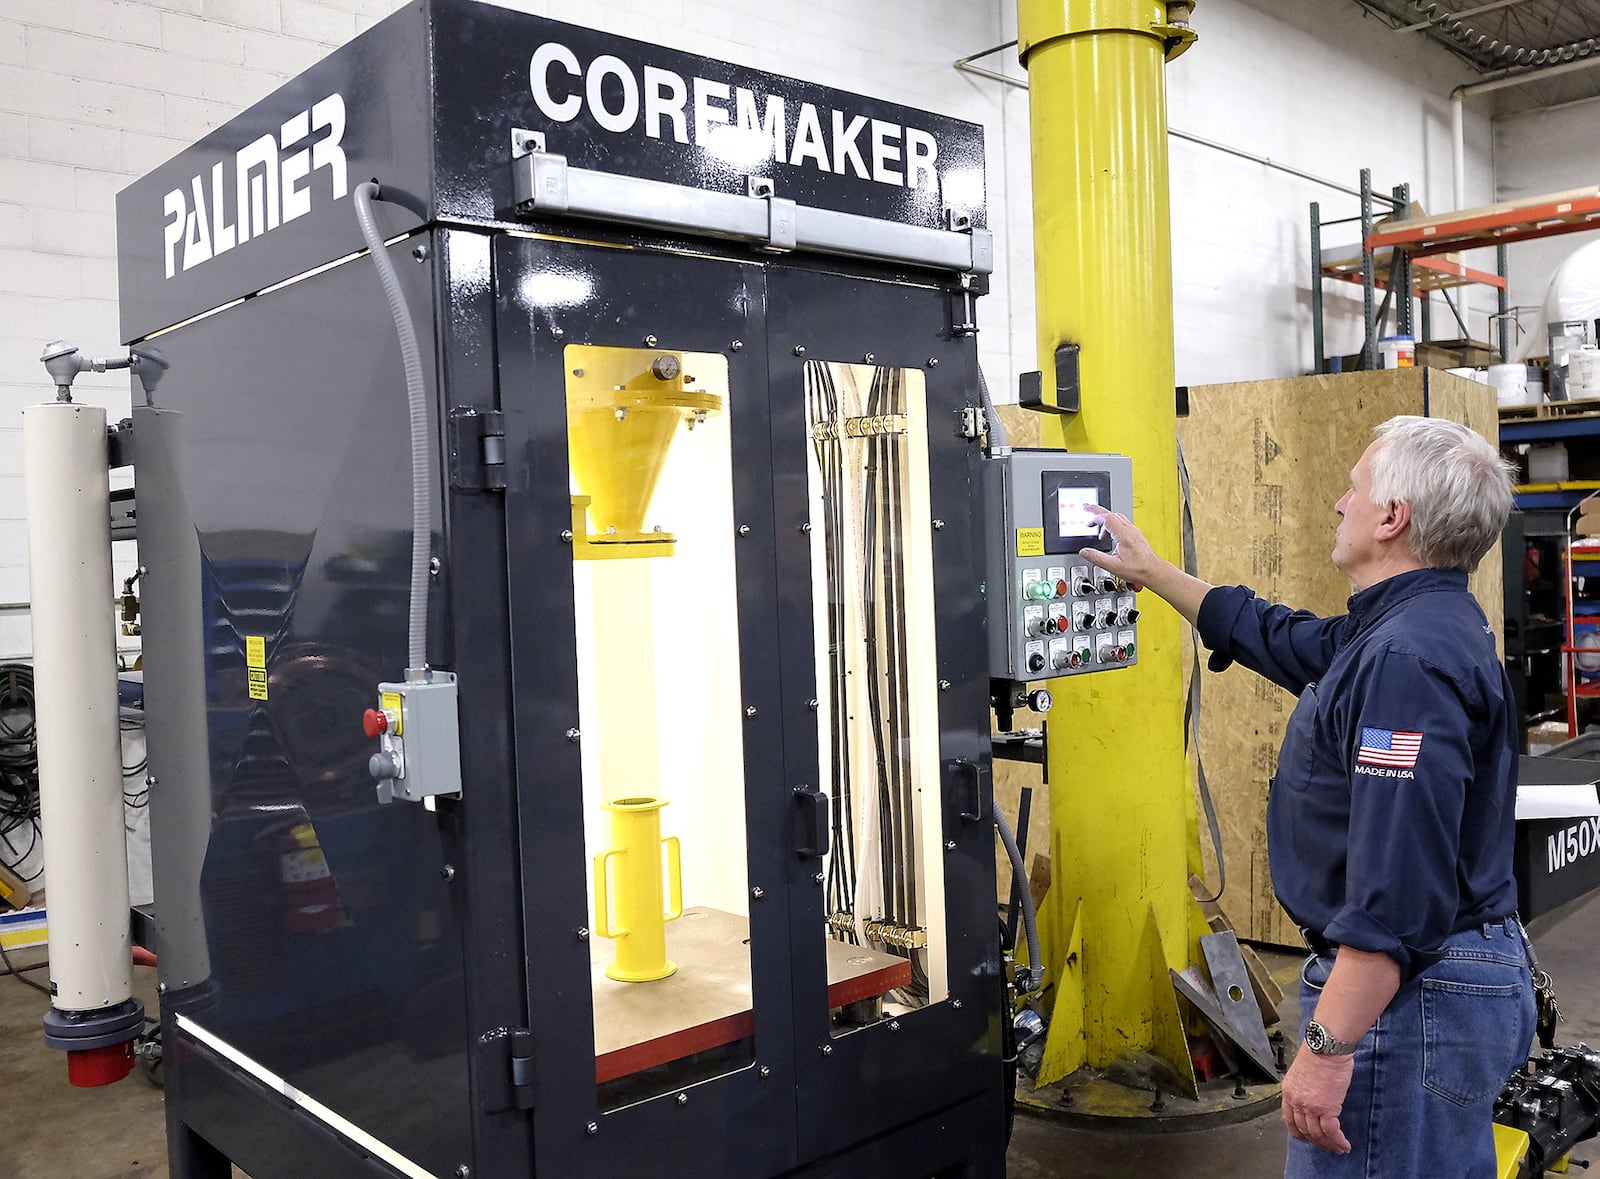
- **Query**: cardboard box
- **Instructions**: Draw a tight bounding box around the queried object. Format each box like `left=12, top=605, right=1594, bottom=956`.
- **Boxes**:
left=0, top=863, right=29, bottom=910
left=1180, top=369, right=1502, bottom=944
left=1529, top=720, right=1573, bottom=756
left=1418, top=339, right=1498, bottom=369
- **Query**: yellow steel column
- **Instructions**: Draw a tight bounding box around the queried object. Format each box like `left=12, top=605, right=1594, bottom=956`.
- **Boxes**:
left=1017, top=0, right=1201, bottom=1087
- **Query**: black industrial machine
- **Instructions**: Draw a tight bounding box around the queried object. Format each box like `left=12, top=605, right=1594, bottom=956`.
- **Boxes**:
left=90, top=2, right=1029, bottom=1175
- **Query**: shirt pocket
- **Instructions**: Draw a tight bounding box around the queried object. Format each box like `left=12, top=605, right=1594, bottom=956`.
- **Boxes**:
left=1420, top=969, right=1534, bottom=1108
left=1275, top=682, right=1320, bottom=793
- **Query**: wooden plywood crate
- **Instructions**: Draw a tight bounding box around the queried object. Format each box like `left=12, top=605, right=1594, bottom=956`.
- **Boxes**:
left=1181, top=369, right=1503, bottom=946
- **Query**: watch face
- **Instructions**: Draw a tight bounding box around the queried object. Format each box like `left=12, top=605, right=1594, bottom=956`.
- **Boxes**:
left=1305, top=1022, right=1327, bottom=1052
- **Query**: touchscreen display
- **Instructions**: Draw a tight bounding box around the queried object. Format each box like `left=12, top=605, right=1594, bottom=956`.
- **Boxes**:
left=1055, top=486, right=1101, bottom=537
left=1041, top=469, right=1112, bottom=555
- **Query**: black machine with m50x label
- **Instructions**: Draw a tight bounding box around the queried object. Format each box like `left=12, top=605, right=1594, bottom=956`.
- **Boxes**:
left=114, top=2, right=1011, bottom=1177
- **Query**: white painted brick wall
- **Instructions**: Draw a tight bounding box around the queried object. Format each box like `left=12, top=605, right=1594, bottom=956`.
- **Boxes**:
left=1493, top=97, right=1600, bottom=362
left=0, top=0, right=1508, bottom=667
left=0, top=0, right=373, bottom=660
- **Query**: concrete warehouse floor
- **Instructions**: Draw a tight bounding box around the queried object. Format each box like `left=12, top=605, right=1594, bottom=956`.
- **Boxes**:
left=4, top=897, right=1600, bottom=1179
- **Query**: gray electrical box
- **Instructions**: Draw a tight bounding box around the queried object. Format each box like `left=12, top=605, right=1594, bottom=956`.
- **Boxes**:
left=367, top=670, right=463, bottom=805
left=984, top=449, right=1139, bottom=681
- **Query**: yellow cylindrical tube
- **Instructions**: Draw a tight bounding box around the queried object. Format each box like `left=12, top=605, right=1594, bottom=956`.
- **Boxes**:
left=593, top=797, right=683, bottom=983
left=1018, top=0, right=1198, bottom=1081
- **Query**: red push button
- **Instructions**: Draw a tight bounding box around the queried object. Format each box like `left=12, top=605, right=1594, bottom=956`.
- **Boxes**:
left=362, top=708, right=388, bottom=739
left=1055, top=579, right=1069, bottom=598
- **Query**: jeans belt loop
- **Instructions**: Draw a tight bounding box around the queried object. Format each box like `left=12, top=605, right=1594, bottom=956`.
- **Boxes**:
left=1301, top=926, right=1334, bottom=957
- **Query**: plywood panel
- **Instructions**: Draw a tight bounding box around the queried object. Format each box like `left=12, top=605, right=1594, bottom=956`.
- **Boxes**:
left=1180, top=370, right=1502, bottom=945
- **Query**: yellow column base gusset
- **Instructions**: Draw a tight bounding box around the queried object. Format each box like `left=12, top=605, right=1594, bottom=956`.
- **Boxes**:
left=1018, top=0, right=1201, bottom=1083
left=1037, top=899, right=1086, bottom=1078
left=593, top=797, right=683, bottom=983
left=1037, top=900, right=1199, bottom=1098
left=1492, top=1123, right=1530, bottom=1178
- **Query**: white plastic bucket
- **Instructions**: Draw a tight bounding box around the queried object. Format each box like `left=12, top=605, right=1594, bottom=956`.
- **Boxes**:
left=1378, top=336, right=1415, bottom=369
left=1488, top=363, right=1529, bottom=408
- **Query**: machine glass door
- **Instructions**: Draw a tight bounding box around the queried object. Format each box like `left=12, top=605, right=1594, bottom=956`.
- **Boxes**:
left=767, top=264, right=999, bottom=1161
left=803, top=359, right=949, bottom=1022
left=498, top=234, right=797, bottom=1177
left=565, top=342, right=759, bottom=1108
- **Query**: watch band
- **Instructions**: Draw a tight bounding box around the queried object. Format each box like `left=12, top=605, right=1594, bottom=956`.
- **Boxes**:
left=1304, top=1019, right=1359, bottom=1056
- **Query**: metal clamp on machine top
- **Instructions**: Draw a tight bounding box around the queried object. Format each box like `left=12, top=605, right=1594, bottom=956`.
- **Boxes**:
left=509, top=129, right=993, bottom=275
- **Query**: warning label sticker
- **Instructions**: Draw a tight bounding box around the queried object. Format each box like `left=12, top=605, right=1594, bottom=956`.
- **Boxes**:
left=1016, top=528, right=1045, bottom=557
left=246, top=637, right=268, bottom=700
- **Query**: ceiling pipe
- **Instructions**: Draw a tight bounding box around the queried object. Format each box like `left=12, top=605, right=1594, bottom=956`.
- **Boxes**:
left=954, top=41, right=1389, bottom=202
left=1451, top=53, right=1600, bottom=210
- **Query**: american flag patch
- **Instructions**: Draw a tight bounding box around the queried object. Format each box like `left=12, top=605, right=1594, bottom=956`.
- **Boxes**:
left=1357, top=727, right=1423, bottom=769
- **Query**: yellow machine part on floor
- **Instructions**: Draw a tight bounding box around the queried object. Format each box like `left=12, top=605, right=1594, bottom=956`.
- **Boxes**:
left=1493, top=1122, right=1530, bottom=1178
left=1017, top=0, right=1204, bottom=1089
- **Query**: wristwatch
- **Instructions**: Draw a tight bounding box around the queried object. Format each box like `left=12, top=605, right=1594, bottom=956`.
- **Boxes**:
left=1303, top=1019, right=1359, bottom=1056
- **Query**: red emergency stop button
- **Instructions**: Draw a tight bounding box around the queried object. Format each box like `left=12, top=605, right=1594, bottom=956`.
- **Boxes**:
left=363, top=708, right=388, bottom=739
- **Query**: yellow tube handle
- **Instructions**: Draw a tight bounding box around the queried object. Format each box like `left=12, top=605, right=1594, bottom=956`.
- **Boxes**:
left=593, top=848, right=627, bottom=939
left=662, top=836, right=682, bottom=922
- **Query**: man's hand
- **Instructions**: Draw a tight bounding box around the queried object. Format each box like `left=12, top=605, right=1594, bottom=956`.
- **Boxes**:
left=1082, top=507, right=1156, bottom=590
left=1080, top=506, right=1215, bottom=628
left=1281, top=1046, right=1354, bottom=1155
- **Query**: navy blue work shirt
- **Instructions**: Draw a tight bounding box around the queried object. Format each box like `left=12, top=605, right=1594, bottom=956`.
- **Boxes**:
left=1196, top=568, right=1518, bottom=979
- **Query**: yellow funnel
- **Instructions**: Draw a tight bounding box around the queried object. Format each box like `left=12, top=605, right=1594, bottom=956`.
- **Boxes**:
left=567, top=346, right=722, bottom=550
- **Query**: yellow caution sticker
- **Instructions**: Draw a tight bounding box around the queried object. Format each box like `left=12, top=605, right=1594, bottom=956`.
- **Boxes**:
left=381, top=691, right=403, bottom=735
left=1016, top=528, right=1045, bottom=557
left=246, top=637, right=268, bottom=700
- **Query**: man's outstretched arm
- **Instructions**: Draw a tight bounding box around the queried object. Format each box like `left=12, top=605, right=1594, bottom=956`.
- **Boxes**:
left=1081, top=507, right=1213, bottom=626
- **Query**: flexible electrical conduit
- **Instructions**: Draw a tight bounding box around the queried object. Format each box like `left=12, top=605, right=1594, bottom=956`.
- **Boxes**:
left=1397, top=0, right=1600, bottom=67
left=353, top=182, right=432, bottom=672
left=978, top=365, right=1010, bottom=451
left=996, top=806, right=1043, bottom=993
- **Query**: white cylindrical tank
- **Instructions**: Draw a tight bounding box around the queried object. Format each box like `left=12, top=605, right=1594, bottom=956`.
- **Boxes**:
left=21, top=403, right=133, bottom=1013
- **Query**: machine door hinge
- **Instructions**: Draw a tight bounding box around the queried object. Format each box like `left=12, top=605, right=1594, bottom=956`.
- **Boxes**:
left=509, top=1027, right=535, bottom=1110
left=447, top=407, right=506, bottom=493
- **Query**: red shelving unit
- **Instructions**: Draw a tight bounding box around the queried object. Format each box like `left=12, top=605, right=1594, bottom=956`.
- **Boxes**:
left=1368, top=189, right=1600, bottom=260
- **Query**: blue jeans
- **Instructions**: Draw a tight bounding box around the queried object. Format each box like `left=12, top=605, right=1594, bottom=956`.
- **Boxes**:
left=1285, top=920, right=1536, bottom=1178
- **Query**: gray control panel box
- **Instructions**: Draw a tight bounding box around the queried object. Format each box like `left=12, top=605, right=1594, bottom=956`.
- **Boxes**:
left=984, top=449, right=1139, bottom=681
left=370, top=670, right=463, bottom=805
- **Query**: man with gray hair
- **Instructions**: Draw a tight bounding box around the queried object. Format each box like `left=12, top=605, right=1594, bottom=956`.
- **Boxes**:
left=1085, top=416, right=1533, bottom=1177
